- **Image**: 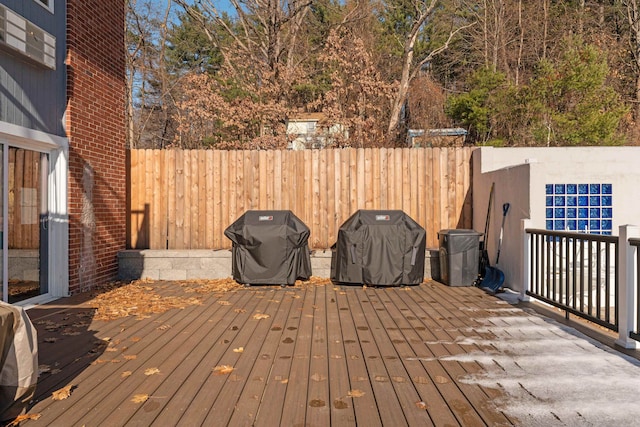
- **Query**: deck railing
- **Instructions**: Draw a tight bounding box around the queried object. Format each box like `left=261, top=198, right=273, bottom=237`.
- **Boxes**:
left=525, top=228, right=619, bottom=331
left=629, top=237, right=640, bottom=342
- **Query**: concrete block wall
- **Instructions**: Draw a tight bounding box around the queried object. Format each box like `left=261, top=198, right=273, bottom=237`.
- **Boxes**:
left=118, top=249, right=442, bottom=284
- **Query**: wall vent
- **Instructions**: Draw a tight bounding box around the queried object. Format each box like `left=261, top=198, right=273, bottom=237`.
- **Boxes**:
left=0, top=5, right=55, bottom=69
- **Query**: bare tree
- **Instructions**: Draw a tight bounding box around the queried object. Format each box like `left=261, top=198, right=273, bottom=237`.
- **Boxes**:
left=386, top=0, right=474, bottom=140
left=623, top=0, right=640, bottom=120
left=126, top=0, right=176, bottom=148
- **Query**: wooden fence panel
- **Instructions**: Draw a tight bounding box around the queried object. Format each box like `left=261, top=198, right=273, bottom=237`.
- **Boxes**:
left=127, top=147, right=476, bottom=250
left=7, top=148, right=40, bottom=249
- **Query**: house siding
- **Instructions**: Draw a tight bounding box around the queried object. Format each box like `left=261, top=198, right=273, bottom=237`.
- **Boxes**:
left=66, top=0, right=126, bottom=293
left=0, top=0, right=66, bottom=135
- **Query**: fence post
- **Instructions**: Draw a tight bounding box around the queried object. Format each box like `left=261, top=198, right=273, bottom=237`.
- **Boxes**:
left=615, top=225, right=639, bottom=349
left=520, top=219, right=532, bottom=302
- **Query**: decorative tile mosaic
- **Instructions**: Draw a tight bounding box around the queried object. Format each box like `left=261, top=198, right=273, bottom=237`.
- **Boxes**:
left=545, top=183, right=612, bottom=235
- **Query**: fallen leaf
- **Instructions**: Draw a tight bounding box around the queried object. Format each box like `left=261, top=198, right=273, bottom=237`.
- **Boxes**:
left=218, top=301, right=231, bottom=306
left=6, top=413, right=41, bottom=426
left=157, top=324, right=171, bottom=331
left=213, top=365, right=234, bottom=375
left=44, top=337, right=58, bottom=343
left=234, top=308, right=246, bottom=313
left=124, top=354, right=137, bottom=360
left=38, top=365, right=51, bottom=374
left=281, top=378, right=289, bottom=384
left=347, top=389, right=365, bottom=398
left=105, top=347, right=118, bottom=352
left=253, top=313, right=270, bottom=320
left=144, top=367, right=160, bottom=376
left=121, top=371, right=132, bottom=378
left=131, top=394, right=149, bottom=403
left=311, top=373, right=326, bottom=382
left=416, top=401, right=428, bottom=410
left=233, top=347, right=244, bottom=353
left=434, top=375, right=449, bottom=384
left=52, top=384, right=73, bottom=400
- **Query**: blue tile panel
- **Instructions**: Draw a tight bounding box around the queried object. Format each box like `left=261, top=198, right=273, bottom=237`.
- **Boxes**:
left=545, top=183, right=612, bottom=234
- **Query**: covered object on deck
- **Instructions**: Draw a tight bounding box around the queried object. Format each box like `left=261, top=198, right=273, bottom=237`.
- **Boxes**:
left=330, top=210, right=426, bottom=286
left=224, top=210, right=312, bottom=285
left=1, top=302, right=38, bottom=422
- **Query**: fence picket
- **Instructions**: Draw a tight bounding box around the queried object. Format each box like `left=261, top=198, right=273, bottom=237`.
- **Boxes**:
left=126, top=147, right=474, bottom=250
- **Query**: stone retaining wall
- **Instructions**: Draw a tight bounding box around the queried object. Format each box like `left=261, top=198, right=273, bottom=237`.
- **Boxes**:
left=118, top=249, right=441, bottom=283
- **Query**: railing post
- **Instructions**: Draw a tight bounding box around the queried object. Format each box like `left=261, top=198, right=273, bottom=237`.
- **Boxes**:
left=615, top=225, right=639, bottom=349
left=521, top=219, right=532, bottom=302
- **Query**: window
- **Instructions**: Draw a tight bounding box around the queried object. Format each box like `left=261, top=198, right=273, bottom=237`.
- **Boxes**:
left=307, top=122, right=316, bottom=134
left=545, top=183, right=613, bottom=235
left=35, top=0, right=54, bottom=13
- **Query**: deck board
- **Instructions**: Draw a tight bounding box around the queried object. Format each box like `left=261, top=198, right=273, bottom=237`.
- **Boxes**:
left=278, top=282, right=316, bottom=426
left=324, top=285, right=356, bottom=426
left=335, top=286, right=383, bottom=427
left=21, top=280, right=521, bottom=427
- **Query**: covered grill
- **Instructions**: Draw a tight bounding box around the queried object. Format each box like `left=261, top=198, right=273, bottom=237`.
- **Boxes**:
left=330, top=210, right=426, bottom=286
left=224, top=210, right=312, bottom=286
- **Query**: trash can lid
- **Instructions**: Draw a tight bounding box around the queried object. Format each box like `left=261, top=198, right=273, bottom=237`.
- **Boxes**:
left=438, top=229, right=482, bottom=236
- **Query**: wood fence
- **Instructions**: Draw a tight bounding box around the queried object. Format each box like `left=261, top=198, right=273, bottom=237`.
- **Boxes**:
left=127, top=147, right=475, bottom=250
left=9, top=148, right=41, bottom=249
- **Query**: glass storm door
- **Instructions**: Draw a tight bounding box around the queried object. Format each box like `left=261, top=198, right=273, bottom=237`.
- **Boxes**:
left=6, top=147, right=46, bottom=303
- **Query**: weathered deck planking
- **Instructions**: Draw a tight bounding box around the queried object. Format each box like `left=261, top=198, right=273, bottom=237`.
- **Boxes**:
left=20, top=280, right=522, bottom=427
left=335, top=286, right=383, bottom=427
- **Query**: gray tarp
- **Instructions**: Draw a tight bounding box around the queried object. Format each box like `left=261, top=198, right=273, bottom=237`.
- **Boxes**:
left=224, top=210, right=312, bottom=285
left=331, top=210, right=426, bottom=286
left=0, top=302, right=38, bottom=422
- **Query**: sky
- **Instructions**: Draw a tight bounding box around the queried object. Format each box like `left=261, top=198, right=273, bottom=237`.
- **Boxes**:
left=144, top=0, right=236, bottom=22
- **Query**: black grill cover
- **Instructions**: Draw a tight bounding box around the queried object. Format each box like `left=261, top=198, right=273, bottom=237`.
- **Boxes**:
left=330, top=210, right=426, bottom=286
left=224, top=210, right=312, bottom=285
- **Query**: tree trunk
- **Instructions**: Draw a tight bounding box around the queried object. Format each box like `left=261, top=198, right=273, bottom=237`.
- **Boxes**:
left=387, top=49, right=414, bottom=141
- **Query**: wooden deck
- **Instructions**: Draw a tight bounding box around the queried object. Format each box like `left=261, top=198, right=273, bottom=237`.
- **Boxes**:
left=21, top=279, right=520, bottom=426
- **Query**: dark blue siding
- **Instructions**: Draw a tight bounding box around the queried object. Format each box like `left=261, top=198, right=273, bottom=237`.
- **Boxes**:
left=0, top=0, right=65, bottom=136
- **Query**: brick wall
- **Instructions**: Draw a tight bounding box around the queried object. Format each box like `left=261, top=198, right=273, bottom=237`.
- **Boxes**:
left=66, top=0, right=126, bottom=293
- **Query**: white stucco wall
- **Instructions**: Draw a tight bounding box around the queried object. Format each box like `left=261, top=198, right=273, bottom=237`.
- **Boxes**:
left=473, top=147, right=640, bottom=292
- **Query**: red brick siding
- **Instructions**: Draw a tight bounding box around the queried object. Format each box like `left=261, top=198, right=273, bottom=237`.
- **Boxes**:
left=66, top=1, right=126, bottom=293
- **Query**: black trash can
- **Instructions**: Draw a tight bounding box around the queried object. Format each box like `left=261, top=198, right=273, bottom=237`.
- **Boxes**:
left=224, top=210, right=312, bottom=286
left=437, top=229, right=482, bottom=287
left=330, top=210, right=426, bottom=286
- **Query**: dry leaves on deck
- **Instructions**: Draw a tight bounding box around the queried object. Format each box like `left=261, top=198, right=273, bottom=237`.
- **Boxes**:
left=179, top=278, right=241, bottom=294
left=131, top=394, right=149, bottom=403
left=91, top=280, right=202, bottom=321
left=347, top=389, right=365, bottom=398
left=144, top=367, right=161, bottom=376
left=294, top=276, right=330, bottom=289
left=252, top=313, right=270, bottom=320
left=52, top=384, right=74, bottom=400
left=6, top=413, right=41, bottom=426
left=213, top=365, right=234, bottom=375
